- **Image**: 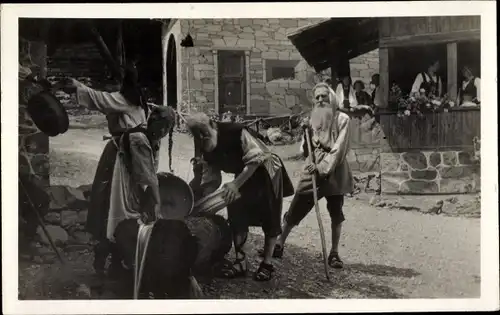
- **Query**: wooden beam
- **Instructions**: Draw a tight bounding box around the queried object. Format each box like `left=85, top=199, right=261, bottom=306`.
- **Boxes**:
left=87, top=22, right=123, bottom=81
left=379, top=29, right=480, bottom=48
left=379, top=47, right=389, bottom=109
left=447, top=42, right=458, bottom=100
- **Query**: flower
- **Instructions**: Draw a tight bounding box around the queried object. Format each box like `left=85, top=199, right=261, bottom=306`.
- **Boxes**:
left=449, top=101, right=455, bottom=107
left=404, top=110, right=411, bottom=116
left=431, top=99, right=441, bottom=106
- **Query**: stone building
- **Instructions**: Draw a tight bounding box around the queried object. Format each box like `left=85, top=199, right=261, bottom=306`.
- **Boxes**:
left=162, top=18, right=379, bottom=116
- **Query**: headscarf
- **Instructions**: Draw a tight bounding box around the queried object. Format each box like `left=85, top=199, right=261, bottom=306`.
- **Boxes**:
left=120, top=62, right=149, bottom=117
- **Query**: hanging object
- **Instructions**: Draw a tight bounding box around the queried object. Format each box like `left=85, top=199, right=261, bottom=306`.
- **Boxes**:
left=180, top=33, right=194, bottom=47
left=27, top=89, right=69, bottom=137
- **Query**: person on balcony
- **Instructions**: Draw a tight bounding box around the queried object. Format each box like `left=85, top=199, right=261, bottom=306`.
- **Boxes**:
left=410, top=60, right=443, bottom=98
left=335, top=75, right=358, bottom=110
left=353, top=80, right=373, bottom=106
left=457, top=65, right=481, bottom=107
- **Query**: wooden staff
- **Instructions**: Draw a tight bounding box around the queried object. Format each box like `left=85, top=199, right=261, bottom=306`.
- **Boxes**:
left=304, top=127, right=330, bottom=281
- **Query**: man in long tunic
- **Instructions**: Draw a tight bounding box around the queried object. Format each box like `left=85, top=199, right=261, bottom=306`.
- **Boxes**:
left=269, top=82, right=354, bottom=268
left=185, top=113, right=294, bottom=281
left=62, top=64, right=158, bottom=275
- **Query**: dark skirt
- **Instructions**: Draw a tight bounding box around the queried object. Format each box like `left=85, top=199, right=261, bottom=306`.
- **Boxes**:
left=85, top=140, right=118, bottom=241
left=227, top=165, right=284, bottom=238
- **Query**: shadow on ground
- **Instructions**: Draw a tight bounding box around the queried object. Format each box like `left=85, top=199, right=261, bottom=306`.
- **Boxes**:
left=19, top=231, right=420, bottom=300
left=198, top=232, right=419, bottom=299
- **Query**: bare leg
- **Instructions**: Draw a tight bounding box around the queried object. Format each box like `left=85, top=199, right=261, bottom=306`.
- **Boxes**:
left=254, top=233, right=277, bottom=281
left=328, top=222, right=344, bottom=269
left=233, top=231, right=247, bottom=261
left=262, top=235, right=278, bottom=265
left=215, top=230, right=248, bottom=278
left=276, top=221, right=293, bottom=248
left=331, top=222, right=342, bottom=254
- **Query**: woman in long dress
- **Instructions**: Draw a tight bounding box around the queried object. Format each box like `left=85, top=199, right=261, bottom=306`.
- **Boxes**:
left=62, top=63, right=152, bottom=275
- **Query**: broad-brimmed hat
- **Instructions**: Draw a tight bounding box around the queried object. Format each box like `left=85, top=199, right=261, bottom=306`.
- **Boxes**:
left=27, top=90, right=69, bottom=137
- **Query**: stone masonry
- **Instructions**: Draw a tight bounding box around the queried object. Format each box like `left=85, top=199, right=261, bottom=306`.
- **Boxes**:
left=19, top=38, right=94, bottom=249
left=163, top=19, right=380, bottom=116
left=19, top=38, right=50, bottom=189
left=380, top=150, right=481, bottom=194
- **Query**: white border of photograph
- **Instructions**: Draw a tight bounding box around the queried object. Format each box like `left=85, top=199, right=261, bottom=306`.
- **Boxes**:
left=2, top=1, right=498, bottom=314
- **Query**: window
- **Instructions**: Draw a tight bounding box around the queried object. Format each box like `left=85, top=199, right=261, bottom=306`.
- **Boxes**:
left=271, top=66, right=295, bottom=80
left=265, top=59, right=299, bottom=81
left=217, top=50, right=247, bottom=114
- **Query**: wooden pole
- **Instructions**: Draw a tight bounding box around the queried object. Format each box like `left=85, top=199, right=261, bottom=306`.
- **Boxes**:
left=304, top=128, right=330, bottom=281
left=447, top=42, right=458, bottom=99
left=378, top=47, right=390, bottom=109
left=86, top=22, right=123, bottom=81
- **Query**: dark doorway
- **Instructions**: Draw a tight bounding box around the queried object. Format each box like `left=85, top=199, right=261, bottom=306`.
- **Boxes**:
left=166, top=35, right=178, bottom=109
left=217, top=50, right=247, bottom=115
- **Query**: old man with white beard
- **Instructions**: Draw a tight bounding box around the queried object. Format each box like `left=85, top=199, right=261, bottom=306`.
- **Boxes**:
left=269, top=82, right=354, bottom=268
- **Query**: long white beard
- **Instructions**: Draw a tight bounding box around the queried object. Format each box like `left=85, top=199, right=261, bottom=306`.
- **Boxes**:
left=310, top=105, right=336, bottom=148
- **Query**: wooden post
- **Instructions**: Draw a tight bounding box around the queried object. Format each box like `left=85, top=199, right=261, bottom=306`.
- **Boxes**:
left=116, top=21, right=124, bottom=68
left=447, top=42, right=458, bottom=99
left=87, top=22, right=123, bottom=81
left=378, top=47, right=389, bottom=109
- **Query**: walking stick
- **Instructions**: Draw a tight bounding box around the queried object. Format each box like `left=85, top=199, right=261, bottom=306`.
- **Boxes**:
left=304, top=127, right=331, bottom=281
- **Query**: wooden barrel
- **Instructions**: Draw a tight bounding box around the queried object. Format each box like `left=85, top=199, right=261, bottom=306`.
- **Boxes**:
left=113, top=214, right=231, bottom=298
left=185, top=214, right=232, bottom=273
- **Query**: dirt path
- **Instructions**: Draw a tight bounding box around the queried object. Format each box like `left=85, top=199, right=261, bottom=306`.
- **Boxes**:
left=22, top=128, right=480, bottom=299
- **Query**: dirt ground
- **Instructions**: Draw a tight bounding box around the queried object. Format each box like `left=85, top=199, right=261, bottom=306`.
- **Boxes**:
left=19, top=119, right=481, bottom=299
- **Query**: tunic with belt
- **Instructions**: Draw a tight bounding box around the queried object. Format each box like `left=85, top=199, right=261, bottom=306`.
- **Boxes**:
left=191, top=122, right=295, bottom=237
left=296, top=111, right=354, bottom=196
left=76, top=83, right=148, bottom=241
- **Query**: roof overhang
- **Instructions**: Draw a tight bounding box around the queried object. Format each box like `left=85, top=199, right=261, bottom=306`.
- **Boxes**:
left=287, top=18, right=380, bottom=72
left=19, top=18, right=169, bottom=46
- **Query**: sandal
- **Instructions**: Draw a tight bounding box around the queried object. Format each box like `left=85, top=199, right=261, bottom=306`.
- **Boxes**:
left=253, top=261, right=275, bottom=281
left=328, top=252, right=344, bottom=269
left=216, top=254, right=248, bottom=279
left=257, top=244, right=284, bottom=259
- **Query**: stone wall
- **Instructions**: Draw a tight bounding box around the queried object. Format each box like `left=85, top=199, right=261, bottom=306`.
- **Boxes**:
left=37, top=185, right=93, bottom=247
left=165, top=18, right=330, bottom=116
left=47, top=43, right=118, bottom=91
left=380, top=150, right=481, bottom=194
left=350, top=49, right=379, bottom=94
left=164, top=19, right=380, bottom=116
left=336, top=111, right=480, bottom=195
left=19, top=38, right=51, bottom=189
